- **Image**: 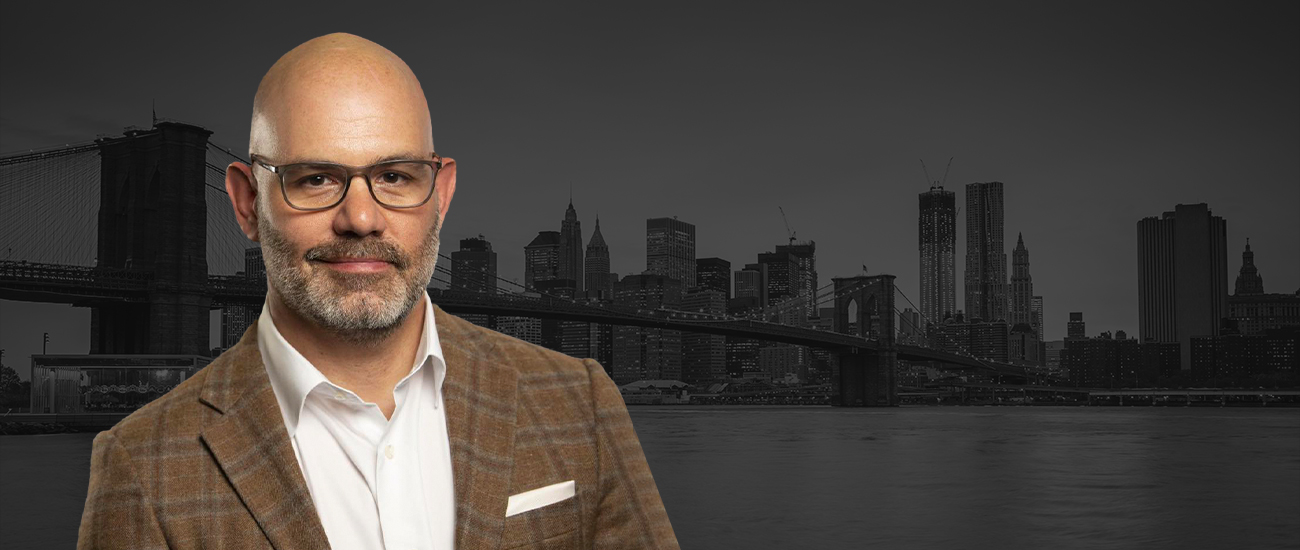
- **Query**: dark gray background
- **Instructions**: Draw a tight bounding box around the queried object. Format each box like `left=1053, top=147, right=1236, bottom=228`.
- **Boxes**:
left=2, top=1, right=1298, bottom=380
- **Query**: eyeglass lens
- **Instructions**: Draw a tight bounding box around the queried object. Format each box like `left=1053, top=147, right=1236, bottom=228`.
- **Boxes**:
left=280, top=161, right=436, bottom=209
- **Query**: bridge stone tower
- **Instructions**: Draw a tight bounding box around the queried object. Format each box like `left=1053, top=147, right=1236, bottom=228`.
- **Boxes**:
left=90, top=122, right=212, bottom=355
left=831, top=274, right=898, bottom=406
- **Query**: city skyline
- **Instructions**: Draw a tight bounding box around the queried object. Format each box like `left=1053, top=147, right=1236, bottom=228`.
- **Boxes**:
left=2, top=3, right=1298, bottom=378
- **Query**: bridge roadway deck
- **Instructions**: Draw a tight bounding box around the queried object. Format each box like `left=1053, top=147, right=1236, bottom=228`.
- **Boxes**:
left=1, top=263, right=1025, bottom=373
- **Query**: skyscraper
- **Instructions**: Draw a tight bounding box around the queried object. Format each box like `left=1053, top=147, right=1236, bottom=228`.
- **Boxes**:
left=965, top=181, right=1007, bottom=322
left=774, top=242, right=817, bottom=322
left=450, top=236, right=497, bottom=294
left=524, top=231, right=563, bottom=289
left=560, top=200, right=583, bottom=295
left=1032, top=295, right=1045, bottom=364
left=646, top=217, right=696, bottom=288
left=919, top=186, right=957, bottom=326
left=585, top=217, right=612, bottom=299
left=1068, top=312, right=1086, bottom=340
left=450, top=236, right=497, bottom=330
left=1010, top=234, right=1034, bottom=328
left=682, top=288, right=727, bottom=384
left=696, top=257, right=731, bottom=296
left=1009, top=233, right=1039, bottom=363
left=612, top=274, right=682, bottom=383
left=1137, top=203, right=1228, bottom=369
left=1031, top=296, right=1044, bottom=340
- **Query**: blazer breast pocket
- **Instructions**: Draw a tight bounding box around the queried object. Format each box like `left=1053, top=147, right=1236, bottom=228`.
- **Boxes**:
left=502, top=480, right=580, bottom=546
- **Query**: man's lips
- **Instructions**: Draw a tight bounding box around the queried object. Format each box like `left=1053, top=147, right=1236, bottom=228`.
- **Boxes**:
left=316, top=258, right=394, bottom=273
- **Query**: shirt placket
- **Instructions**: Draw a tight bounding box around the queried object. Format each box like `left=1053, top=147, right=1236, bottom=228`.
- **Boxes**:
left=376, top=363, right=432, bottom=550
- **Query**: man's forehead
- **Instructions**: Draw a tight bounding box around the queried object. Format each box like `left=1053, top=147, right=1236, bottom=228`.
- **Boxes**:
left=251, top=33, right=433, bottom=161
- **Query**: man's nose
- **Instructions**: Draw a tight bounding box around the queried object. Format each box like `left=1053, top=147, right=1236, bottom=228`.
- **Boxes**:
left=331, top=174, right=387, bottom=236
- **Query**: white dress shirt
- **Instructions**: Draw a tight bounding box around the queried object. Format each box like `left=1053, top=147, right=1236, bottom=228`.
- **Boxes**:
left=257, top=290, right=455, bottom=550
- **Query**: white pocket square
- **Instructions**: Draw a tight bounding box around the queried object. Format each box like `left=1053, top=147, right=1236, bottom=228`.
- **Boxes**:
left=506, top=480, right=576, bottom=517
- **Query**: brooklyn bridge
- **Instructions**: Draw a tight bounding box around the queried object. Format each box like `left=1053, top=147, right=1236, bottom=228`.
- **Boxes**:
left=0, top=121, right=1045, bottom=408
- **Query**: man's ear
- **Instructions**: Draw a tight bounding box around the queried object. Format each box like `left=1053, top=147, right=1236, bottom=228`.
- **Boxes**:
left=434, top=157, right=457, bottom=221
left=225, top=162, right=261, bottom=242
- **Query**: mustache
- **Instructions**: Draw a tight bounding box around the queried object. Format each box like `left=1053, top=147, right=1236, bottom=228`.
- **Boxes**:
left=304, top=238, right=408, bottom=269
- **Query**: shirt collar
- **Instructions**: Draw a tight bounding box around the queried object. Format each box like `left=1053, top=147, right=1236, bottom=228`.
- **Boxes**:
left=258, top=288, right=446, bottom=437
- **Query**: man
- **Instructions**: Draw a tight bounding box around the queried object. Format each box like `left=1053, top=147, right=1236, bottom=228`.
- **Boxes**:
left=78, top=32, right=679, bottom=549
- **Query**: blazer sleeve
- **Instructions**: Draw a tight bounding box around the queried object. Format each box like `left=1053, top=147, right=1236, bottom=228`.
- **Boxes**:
left=583, top=358, right=681, bottom=550
left=77, top=430, right=169, bottom=550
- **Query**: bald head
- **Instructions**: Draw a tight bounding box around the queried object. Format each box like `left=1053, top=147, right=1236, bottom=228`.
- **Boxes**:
left=250, top=33, right=433, bottom=165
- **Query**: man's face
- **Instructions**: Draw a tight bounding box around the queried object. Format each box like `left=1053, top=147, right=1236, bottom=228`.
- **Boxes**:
left=248, top=51, right=446, bottom=342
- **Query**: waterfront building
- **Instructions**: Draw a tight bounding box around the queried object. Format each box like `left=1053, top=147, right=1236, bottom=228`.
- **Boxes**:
left=585, top=217, right=612, bottom=299
left=1227, top=241, right=1300, bottom=336
left=646, top=217, right=696, bottom=289
left=1137, top=203, right=1228, bottom=370
left=612, top=274, right=682, bottom=384
left=560, top=200, right=583, bottom=295
left=965, top=181, right=1008, bottom=323
left=919, top=186, right=957, bottom=328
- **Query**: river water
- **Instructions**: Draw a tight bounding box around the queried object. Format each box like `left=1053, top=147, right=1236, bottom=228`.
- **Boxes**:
left=1, top=406, right=1296, bottom=549
left=629, top=406, right=1300, bottom=549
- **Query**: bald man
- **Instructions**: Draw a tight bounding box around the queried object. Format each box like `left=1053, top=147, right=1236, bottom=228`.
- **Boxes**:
left=77, top=33, right=679, bottom=550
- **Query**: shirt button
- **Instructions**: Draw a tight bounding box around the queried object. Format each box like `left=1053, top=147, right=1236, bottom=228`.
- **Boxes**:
left=334, top=391, right=346, bottom=401
left=384, top=445, right=395, bottom=460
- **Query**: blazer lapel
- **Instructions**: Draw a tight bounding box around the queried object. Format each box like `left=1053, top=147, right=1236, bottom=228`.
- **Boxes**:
left=436, top=304, right=520, bottom=550
left=198, top=319, right=332, bottom=550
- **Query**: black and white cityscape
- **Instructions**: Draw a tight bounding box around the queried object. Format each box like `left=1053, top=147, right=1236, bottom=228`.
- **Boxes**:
left=1, top=2, right=1297, bottom=549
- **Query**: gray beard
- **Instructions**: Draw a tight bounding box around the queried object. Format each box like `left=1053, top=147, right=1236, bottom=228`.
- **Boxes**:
left=257, top=198, right=441, bottom=347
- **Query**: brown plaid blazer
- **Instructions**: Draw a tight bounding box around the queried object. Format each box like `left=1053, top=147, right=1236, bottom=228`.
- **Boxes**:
left=77, top=304, right=679, bottom=549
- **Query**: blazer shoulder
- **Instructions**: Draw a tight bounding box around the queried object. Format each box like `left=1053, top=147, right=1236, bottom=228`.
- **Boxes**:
left=104, top=355, right=222, bottom=446
left=446, top=314, right=594, bottom=380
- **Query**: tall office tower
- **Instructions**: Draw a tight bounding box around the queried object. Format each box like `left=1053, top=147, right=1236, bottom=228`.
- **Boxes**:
left=1067, top=312, right=1085, bottom=340
left=221, top=247, right=267, bottom=349
left=584, top=217, right=612, bottom=299
left=524, top=231, right=563, bottom=289
left=682, top=288, right=727, bottom=384
left=1009, top=234, right=1039, bottom=362
left=965, top=181, right=1007, bottom=322
left=1031, top=296, right=1044, bottom=340
left=612, top=274, right=682, bottom=383
left=756, top=244, right=817, bottom=326
left=696, top=257, right=731, bottom=296
left=451, top=236, right=498, bottom=330
left=1010, top=234, right=1034, bottom=328
left=245, top=247, right=265, bottom=280
left=1032, top=295, right=1045, bottom=364
left=726, top=296, right=764, bottom=379
left=560, top=200, right=583, bottom=295
left=450, top=236, right=497, bottom=294
left=774, top=241, right=817, bottom=322
left=1137, top=203, right=1228, bottom=369
left=646, top=217, right=696, bottom=288
left=735, top=264, right=768, bottom=305
left=919, top=186, right=957, bottom=326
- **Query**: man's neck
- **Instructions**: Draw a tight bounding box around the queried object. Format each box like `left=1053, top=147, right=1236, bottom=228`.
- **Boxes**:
left=266, top=291, right=425, bottom=419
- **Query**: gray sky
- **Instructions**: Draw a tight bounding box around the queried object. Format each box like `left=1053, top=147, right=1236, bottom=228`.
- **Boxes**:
left=2, top=1, right=1297, bottom=379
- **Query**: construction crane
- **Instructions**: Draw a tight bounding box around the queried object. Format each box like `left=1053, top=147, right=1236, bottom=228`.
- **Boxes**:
left=778, top=206, right=796, bottom=245
left=919, top=157, right=955, bottom=187
left=921, top=157, right=960, bottom=216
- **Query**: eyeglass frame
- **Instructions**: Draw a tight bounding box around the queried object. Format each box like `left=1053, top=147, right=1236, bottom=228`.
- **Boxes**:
left=248, top=152, right=444, bottom=211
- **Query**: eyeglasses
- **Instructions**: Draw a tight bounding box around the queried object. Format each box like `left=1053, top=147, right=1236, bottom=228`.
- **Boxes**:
left=250, top=153, right=443, bottom=211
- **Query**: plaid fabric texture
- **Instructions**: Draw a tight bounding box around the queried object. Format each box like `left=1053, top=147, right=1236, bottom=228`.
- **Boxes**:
left=77, top=304, right=680, bottom=550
